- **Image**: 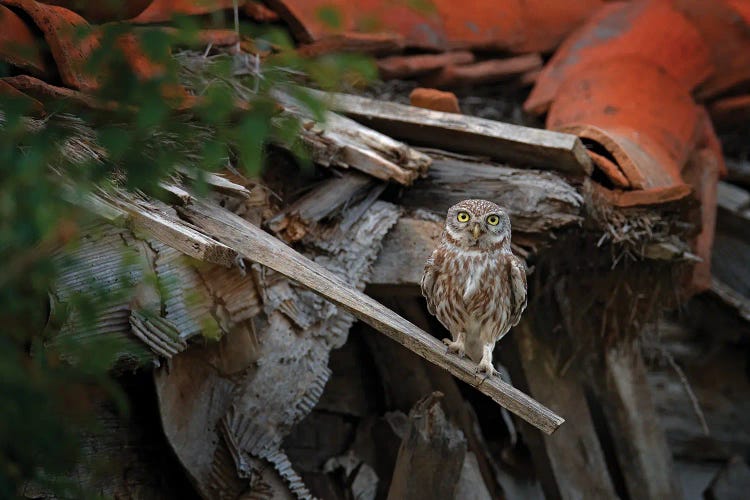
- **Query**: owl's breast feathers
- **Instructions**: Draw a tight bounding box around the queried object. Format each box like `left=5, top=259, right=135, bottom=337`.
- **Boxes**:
left=421, top=244, right=528, bottom=338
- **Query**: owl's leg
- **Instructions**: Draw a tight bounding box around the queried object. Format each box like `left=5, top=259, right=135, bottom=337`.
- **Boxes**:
left=442, top=331, right=465, bottom=358
left=475, top=343, right=497, bottom=376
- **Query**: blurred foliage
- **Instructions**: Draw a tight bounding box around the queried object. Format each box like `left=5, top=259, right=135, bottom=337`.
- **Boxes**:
left=0, top=3, right=374, bottom=497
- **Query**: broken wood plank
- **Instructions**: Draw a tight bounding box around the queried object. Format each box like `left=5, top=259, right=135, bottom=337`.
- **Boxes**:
left=403, top=156, right=584, bottom=233
left=101, top=192, right=238, bottom=268
left=308, top=90, right=593, bottom=176
left=176, top=198, right=565, bottom=434
left=387, top=393, right=467, bottom=500
left=276, top=90, right=431, bottom=185
left=362, top=298, right=504, bottom=498
left=267, top=172, right=374, bottom=241
left=591, top=342, right=683, bottom=500
left=175, top=166, right=252, bottom=198
left=704, top=456, right=750, bottom=500
left=506, top=320, right=619, bottom=500
left=370, top=217, right=441, bottom=289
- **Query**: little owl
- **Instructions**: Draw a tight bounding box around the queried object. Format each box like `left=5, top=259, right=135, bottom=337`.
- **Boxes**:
left=421, top=199, right=527, bottom=376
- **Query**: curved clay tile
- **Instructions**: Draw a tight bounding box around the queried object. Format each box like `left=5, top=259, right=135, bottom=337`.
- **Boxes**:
left=264, top=0, right=446, bottom=49
left=674, top=0, right=750, bottom=99
left=547, top=56, right=699, bottom=205
left=2, top=0, right=100, bottom=91
left=131, top=0, right=236, bottom=23
left=0, top=4, right=48, bottom=75
left=432, top=0, right=524, bottom=50
left=0, top=78, right=43, bottom=114
left=36, top=0, right=151, bottom=22
left=525, top=0, right=713, bottom=115
left=511, top=0, right=604, bottom=53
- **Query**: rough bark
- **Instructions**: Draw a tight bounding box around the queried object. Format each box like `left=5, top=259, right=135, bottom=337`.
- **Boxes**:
left=387, top=393, right=467, bottom=500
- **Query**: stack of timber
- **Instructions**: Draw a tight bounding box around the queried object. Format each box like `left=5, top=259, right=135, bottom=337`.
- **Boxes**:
left=39, top=79, right=719, bottom=500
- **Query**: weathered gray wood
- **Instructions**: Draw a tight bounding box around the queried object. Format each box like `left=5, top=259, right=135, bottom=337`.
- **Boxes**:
left=267, top=172, right=374, bottom=241
left=704, top=456, right=750, bottom=500
left=370, top=217, right=441, bottom=288
left=508, top=320, right=618, bottom=500
left=276, top=91, right=431, bottom=185
left=592, top=342, right=682, bottom=500
left=310, top=90, right=593, bottom=175
left=403, top=156, right=584, bottom=233
left=387, top=393, right=467, bottom=500
left=103, top=192, right=238, bottom=268
left=726, top=158, right=750, bottom=189
left=177, top=198, right=565, bottom=434
left=362, top=298, right=504, bottom=498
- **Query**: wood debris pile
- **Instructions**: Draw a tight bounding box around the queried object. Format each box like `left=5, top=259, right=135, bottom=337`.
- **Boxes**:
left=5, top=1, right=748, bottom=499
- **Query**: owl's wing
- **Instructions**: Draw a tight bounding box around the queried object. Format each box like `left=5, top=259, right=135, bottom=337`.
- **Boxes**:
left=420, top=252, right=438, bottom=315
left=508, top=255, right=528, bottom=327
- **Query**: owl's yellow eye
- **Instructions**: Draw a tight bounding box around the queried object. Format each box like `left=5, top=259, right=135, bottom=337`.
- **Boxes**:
left=486, top=214, right=500, bottom=226
left=457, top=211, right=470, bottom=223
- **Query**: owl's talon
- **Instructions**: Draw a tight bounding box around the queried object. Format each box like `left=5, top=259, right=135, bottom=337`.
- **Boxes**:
left=443, top=338, right=465, bottom=358
left=475, top=360, right=497, bottom=377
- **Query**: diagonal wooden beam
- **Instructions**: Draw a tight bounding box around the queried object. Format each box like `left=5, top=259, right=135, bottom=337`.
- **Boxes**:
left=176, top=197, right=565, bottom=435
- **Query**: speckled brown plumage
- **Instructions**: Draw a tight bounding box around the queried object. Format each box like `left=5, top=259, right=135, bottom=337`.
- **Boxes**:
left=421, top=199, right=527, bottom=375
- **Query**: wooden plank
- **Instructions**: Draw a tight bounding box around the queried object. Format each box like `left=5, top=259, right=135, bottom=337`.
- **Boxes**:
left=177, top=198, right=565, bottom=435
left=507, top=320, right=619, bottom=500
left=267, top=172, right=374, bottom=241
left=591, top=342, right=682, bottom=500
left=310, top=90, right=593, bottom=176
left=370, top=217, right=441, bottom=288
left=275, top=90, right=432, bottom=185
left=402, top=156, right=584, bottom=233
left=103, top=192, right=239, bottom=268
left=387, top=393, right=467, bottom=500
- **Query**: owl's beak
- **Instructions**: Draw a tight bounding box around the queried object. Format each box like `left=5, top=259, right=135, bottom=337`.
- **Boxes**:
left=472, top=223, right=481, bottom=239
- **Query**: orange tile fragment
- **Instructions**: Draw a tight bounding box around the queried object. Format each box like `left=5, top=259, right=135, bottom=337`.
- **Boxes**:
left=409, top=87, right=460, bottom=114
left=265, top=0, right=446, bottom=49
left=525, top=0, right=713, bottom=115
left=377, top=51, right=474, bottom=80
left=244, top=1, right=280, bottom=22
left=37, top=0, right=151, bottom=22
left=547, top=57, right=699, bottom=195
left=0, top=3, right=47, bottom=75
left=420, top=53, right=542, bottom=88
left=131, top=0, right=236, bottom=23
left=3, top=0, right=101, bottom=91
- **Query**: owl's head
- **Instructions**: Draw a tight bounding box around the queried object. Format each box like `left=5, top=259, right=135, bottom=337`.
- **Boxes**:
left=444, top=199, right=512, bottom=251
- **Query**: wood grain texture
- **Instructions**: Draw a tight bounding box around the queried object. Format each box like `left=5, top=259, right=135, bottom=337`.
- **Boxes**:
left=387, top=393, right=467, bottom=500
left=177, top=198, right=565, bottom=435
left=404, top=156, right=584, bottom=233
left=311, top=90, right=593, bottom=176
left=508, top=320, right=618, bottom=500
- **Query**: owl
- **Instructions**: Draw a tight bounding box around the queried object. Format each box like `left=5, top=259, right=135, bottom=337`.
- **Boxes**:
left=421, top=199, right=527, bottom=376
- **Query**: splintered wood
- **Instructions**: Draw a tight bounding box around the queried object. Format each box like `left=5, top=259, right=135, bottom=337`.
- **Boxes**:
left=308, top=89, right=593, bottom=176
left=176, top=197, right=565, bottom=435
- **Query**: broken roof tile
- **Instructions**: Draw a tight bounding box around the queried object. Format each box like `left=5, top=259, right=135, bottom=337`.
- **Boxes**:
left=525, top=0, right=713, bottom=115
left=419, top=53, right=542, bottom=88
left=131, top=0, right=236, bottom=23
left=0, top=4, right=48, bottom=75
left=377, top=51, right=474, bottom=80
left=409, top=87, right=460, bottom=114
left=547, top=57, right=699, bottom=198
left=37, top=0, right=151, bottom=22
left=266, top=0, right=446, bottom=49
left=675, top=0, right=750, bottom=99
left=3, top=0, right=101, bottom=91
